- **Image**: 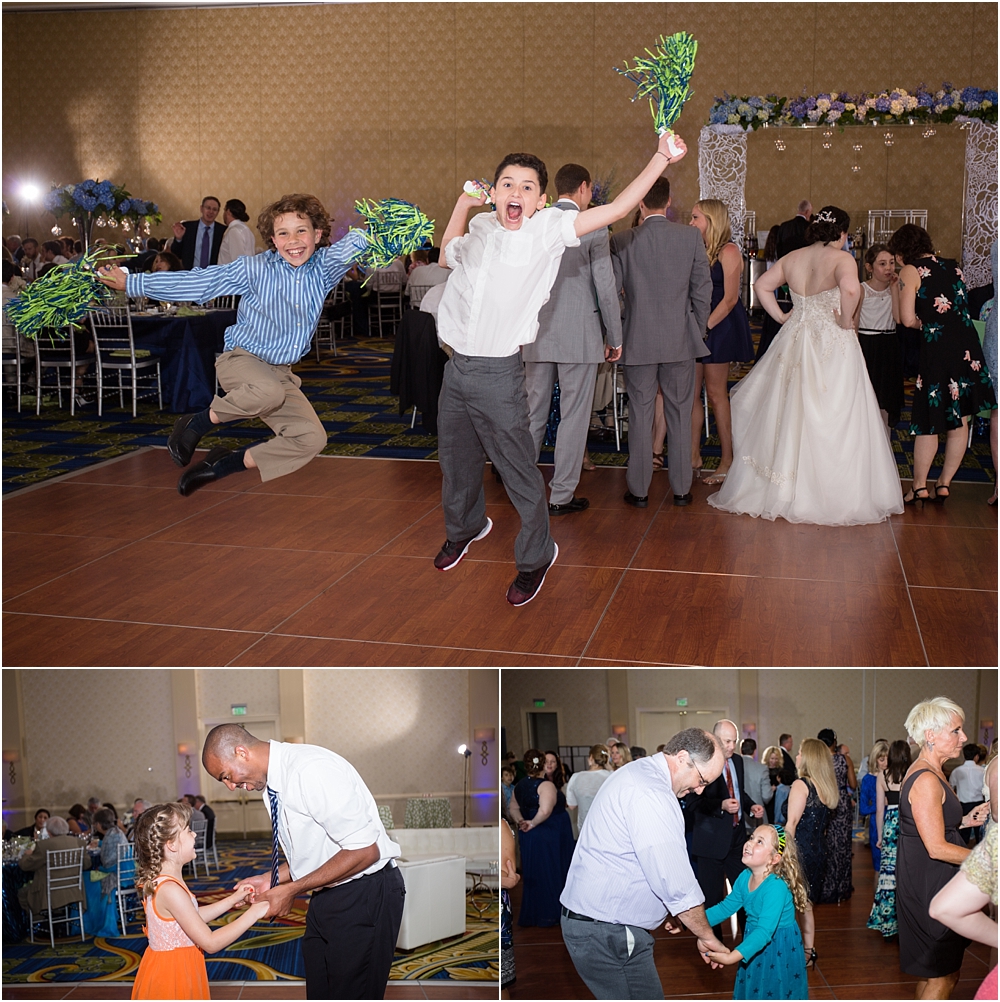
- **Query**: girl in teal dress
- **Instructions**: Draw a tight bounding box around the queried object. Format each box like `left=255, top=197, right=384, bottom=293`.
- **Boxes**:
left=704, top=825, right=810, bottom=1000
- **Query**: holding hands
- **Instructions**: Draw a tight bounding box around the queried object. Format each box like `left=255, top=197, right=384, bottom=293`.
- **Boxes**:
left=703, top=946, right=742, bottom=966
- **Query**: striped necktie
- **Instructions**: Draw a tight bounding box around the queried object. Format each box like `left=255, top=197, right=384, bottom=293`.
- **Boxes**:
left=267, top=787, right=281, bottom=888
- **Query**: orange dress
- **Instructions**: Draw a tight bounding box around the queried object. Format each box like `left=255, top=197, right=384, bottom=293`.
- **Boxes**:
left=131, top=876, right=210, bottom=1000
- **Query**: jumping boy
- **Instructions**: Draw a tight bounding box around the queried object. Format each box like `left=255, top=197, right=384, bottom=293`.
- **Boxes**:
left=435, top=132, right=686, bottom=606
left=100, top=194, right=367, bottom=495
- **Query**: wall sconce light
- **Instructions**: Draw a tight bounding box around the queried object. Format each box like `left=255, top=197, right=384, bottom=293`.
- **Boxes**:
left=474, top=727, right=496, bottom=767
left=177, top=743, right=193, bottom=779
left=3, top=749, right=20, bottom=784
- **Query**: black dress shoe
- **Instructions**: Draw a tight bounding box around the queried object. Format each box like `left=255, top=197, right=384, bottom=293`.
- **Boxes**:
left=673, top=493, right=693, bottom=506
left=549, top=496, right=589, bottom=515
left=168, top=413, right=204, bottom=467
left=177, top=446, right=233, bottom=496
left=624, top=491, right=648, bottom=508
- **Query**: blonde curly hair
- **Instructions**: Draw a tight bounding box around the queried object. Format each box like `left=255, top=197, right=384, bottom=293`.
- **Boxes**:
left=759, top=824, right=811, bottom=913
left=133, top=801, right=191, bottom=898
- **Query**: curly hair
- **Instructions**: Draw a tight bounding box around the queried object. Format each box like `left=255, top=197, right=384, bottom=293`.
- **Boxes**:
left=759, top=825, right=810, bottom=912
left=523, top=748, right=545, bottom=777
left=805, top=205, right=850, bottom=246
left=493, top=153, right=548, bottom=194
left=256, top=193, right=330, bottom=249
left=886, top=223, right=935, bottom=265
left=133, top=802, right=191, bottom=898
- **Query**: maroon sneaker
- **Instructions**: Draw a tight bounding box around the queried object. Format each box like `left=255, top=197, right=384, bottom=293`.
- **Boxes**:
left=505, top=542, right=559, bottom=607
left=433, top=518, right=493, bottom=570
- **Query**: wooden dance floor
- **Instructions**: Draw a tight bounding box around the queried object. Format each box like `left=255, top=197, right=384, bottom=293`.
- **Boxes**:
left=2, top=448, right=996, bottom=667
left=508, top=842, right=994, bottom=1000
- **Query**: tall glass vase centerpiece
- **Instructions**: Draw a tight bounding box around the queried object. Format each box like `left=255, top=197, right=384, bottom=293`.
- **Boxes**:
left=43, top=179, right=161, bottom=253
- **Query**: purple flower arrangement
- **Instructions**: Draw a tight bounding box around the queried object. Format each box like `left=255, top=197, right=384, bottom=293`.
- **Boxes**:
left=43, top=179, right=162, bottom=226
left=708, top=84, right=997, bottom=130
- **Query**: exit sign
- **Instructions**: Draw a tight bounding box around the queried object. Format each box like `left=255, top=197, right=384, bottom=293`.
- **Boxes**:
left=676, top=698, right=688, bottom=707
left=231, top=705, right=247, bottom=716
left=533, top=699, right=546, bottom=708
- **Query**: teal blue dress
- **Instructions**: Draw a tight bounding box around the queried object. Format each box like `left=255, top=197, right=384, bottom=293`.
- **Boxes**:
left=705, top=870, right=809, bottom=1000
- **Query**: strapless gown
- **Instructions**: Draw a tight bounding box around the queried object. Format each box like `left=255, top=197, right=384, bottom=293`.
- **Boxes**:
left=709, top=287, right=904, bottom=525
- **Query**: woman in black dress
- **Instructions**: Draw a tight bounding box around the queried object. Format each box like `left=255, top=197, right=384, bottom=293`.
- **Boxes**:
left=784, top=737, right=840, bottom=966
left=817, top=728, right=857, bottom=903
left=897, top=697, right=991, bottom=998
left=507, top=748, right=574, bottom=928
left=888, top=225, right=996, bottom=503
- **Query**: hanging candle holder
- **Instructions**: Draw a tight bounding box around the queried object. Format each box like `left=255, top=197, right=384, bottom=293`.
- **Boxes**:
left=774, top=138, right=786, bottom=151
left=851, top=165, right=861, bottom=174
left=922, top=127, right=936, bottom=138
left=884, top=131, right=894, bottom=146
left=852, top=142, right=863, bottom=152
left=50, top=225, right=62, bottom=236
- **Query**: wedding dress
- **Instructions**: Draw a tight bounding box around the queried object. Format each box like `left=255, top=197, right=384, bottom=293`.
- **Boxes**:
left=708, top=286, right=904, bottom=525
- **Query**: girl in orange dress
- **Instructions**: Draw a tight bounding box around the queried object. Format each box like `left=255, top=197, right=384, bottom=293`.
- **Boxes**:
left=131, top=803, right=268, bottom=1000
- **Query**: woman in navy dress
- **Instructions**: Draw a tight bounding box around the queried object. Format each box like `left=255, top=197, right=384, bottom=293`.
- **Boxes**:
left=508, top=748, right=575, bottom=927
left=689, top=199, right=755, bottom=484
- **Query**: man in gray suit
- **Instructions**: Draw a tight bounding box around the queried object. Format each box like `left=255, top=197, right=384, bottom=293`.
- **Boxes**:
left=741, top=738, right=774, bottom=823
left=611, top=177, right=712, bottom=507
left=524, top=164, right=623, bottom=515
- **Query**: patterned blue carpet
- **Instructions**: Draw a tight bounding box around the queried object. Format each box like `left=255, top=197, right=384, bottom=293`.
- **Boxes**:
left=2, top=840, right=498, bottom=984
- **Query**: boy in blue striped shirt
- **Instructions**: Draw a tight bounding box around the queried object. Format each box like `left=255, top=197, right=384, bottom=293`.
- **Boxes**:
left=101, top=194, right=366, bottom=495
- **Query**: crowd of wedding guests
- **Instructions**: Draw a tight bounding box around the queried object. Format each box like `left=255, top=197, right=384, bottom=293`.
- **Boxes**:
left=500, top=698, right=997, bottom=1000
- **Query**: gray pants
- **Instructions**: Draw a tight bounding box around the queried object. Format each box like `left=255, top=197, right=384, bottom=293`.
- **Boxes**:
left=525, top=360, right=598, bottom=504
left=561, top=914, right=663, bottom=1000
left=438, top=351, right=554, bottom=573
left=623, top=360, right=696, bottom=499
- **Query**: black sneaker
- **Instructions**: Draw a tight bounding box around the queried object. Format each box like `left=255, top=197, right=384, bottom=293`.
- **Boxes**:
left=433, top=518, right=493, bottom=571
left=506, top=542, right=559, bottom=607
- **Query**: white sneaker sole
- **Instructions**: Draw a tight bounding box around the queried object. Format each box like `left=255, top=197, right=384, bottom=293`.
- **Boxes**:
left=507, top=541, right=558, bottom=607
left=436, top=517, right=493, bottom=571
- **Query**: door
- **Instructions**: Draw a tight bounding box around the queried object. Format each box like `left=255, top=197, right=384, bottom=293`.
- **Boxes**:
left=526, top=712, right=560, bottom=752
left=637, top=709, right=727, bottom=753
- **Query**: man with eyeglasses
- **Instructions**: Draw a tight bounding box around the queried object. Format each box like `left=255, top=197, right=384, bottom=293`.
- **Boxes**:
left=559, top=727, right=726, bottom=999
left=689, top=719, right=766, bottom=940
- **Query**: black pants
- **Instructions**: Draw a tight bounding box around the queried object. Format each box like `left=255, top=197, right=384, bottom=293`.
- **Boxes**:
left=695, top=826, right=747, bottom=940
left=303, top=862, right=405, bottom=999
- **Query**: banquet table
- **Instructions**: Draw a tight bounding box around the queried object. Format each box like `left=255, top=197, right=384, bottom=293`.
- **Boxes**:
left=129, top=309, right=237, bottom=413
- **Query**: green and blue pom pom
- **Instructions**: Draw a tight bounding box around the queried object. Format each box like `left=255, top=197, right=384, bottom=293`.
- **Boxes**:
left=353, top=198, right=435, bottom=278
left=615, top=31, right=698, bottom=137
left=4, top=246, right=125, bottom=339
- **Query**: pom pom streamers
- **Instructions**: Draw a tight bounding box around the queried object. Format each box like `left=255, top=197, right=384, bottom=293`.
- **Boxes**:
left=4, top=245, right=127, bottom=339
left=615, top=31, right=698, bottom=136
left=352, top=198, right=435, bottom=281
left=463, top=179, right=494, bottom=205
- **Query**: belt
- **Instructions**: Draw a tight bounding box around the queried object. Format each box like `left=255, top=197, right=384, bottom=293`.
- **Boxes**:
left=313, top=858, right=397, bottom=894
left=858, top=328, right=896, bottom=335
left=561, top=906, right=595, bottom=922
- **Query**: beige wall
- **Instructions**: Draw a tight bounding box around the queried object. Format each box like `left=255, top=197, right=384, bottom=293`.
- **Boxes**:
left=5, top=669, right=497, bottom=832
left=3, top=3, right=995, bottom=260
left=501, top=669, right=993, bottom=758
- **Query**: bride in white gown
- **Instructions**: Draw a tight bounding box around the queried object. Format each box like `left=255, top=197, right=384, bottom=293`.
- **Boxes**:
left=708, top=206, right=904, bottom=525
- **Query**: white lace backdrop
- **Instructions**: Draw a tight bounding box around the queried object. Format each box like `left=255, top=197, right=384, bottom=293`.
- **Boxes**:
left=698, top=122, right=998, bottom=286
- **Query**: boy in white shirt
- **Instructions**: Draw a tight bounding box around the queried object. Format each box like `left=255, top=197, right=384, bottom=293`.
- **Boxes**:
left=435, top=133, right=685, bottom=605
left=950, top=743, right=986, bottom=843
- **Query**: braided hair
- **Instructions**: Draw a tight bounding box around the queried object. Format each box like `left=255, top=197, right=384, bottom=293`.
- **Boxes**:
left=133, top=801, right=191, bottom=898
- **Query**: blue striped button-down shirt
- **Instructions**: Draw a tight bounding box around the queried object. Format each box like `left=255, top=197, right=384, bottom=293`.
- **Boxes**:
left=125, top=230, right=367, bottom=365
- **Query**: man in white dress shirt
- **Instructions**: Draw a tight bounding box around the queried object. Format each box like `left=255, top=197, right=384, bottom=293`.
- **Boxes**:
left=559, top=728, right=727, bottom=999
left=202, top=724, right=404, bottom=999
left=218, top=199, right=257, bottom=264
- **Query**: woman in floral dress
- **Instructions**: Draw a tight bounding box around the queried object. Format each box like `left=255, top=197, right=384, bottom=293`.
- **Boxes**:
left=888, top=224, right=996, bottom=503
left=868, top=739, right=911, bottom=937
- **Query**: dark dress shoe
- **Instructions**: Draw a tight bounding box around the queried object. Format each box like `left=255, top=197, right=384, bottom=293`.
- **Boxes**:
left=177, top=446, right=232, bottom=496
left=549, top=497, right=589, bottom=515
left=624, top=491, right=648, bottom=508
left=673, top=493, right=693, bottom=506
left=168, top=413, right=204, bottom=467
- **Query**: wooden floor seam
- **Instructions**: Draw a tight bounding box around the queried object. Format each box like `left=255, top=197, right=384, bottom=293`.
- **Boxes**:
left=887, top=517, right=932, bottom=666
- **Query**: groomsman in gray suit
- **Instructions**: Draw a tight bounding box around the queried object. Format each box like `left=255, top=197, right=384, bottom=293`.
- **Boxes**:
left=611, top=177, right=712, bottom=507
left=524, top=164, right=623, bottom=515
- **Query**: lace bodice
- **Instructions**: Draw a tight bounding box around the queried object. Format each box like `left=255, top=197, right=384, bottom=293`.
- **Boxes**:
left=144, top=876, right=199, bottom=951
left=789, top=286, right=844, bottom=325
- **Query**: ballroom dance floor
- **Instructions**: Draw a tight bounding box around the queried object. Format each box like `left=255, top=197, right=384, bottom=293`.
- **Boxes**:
left=2, top=447, right=996, bottom=667
left=507, top=840, right=995, bottom=1000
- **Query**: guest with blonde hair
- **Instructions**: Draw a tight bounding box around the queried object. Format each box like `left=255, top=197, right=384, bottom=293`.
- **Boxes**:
left=688, top=198, right=754, bottom=483
left=609, top=741, right=632, bottom=771
left=565, top=744, right=611, bottom=837
left=896, top=697, right=990, bottom=999
left=860, top=739, right=890, bottom=869
left=784, top=738, right=839, bottom=967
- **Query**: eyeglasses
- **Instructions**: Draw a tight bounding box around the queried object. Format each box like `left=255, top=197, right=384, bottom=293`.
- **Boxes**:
left=691, top=762, right=710, bottom=788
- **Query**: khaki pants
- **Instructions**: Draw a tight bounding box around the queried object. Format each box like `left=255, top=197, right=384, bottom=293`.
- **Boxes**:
left=212, top=348, right=326, bottom=482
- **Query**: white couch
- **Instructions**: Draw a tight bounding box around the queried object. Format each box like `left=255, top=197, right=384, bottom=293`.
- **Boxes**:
left=390, top=827, right=498, bottom=950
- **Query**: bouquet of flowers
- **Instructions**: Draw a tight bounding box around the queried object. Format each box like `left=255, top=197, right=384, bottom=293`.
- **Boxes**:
left=43, top=179, right=162, bottom=230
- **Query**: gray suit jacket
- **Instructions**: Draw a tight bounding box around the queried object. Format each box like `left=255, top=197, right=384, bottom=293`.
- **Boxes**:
left=742, top=755, right=775, bottom=807
left=610, top=215, right=712, bottom=365
left=522, top=200, right=623, bottom=364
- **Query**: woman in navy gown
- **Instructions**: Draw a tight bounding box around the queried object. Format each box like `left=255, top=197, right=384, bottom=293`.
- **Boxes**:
left=508, top=748, right=574, bottom=927
left=689, top=199, right=755, bottom=484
